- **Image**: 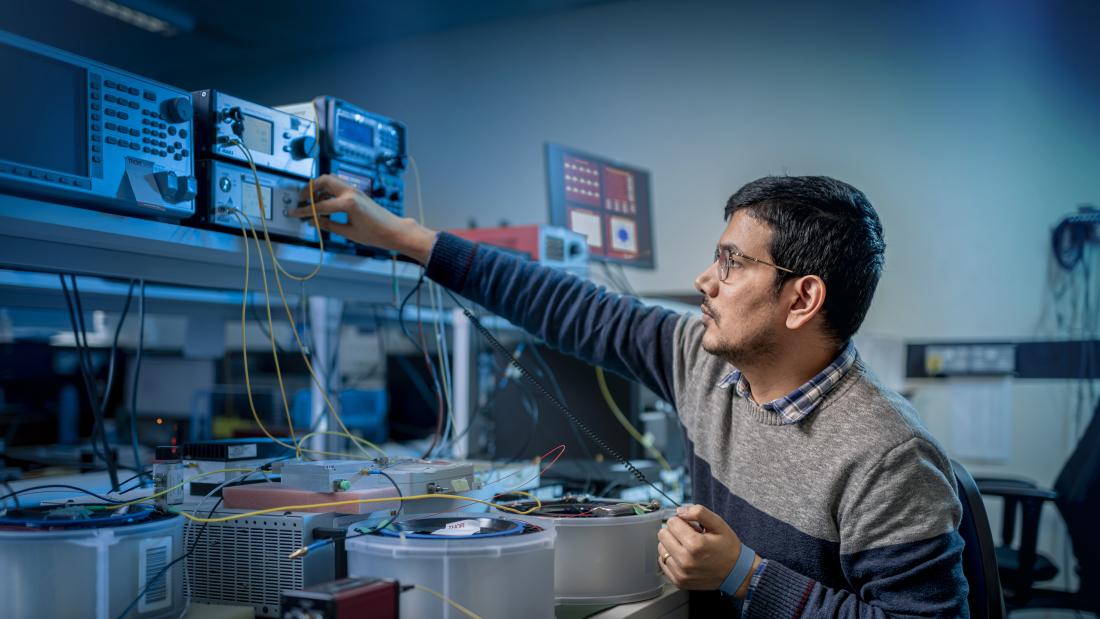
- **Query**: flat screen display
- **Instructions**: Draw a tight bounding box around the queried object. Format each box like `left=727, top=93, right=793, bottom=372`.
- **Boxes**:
left=337, top=115, right=375, bottom=148
left=0, top=42, right=88, bottom=177
left=241, top=114, right=273, bottom=155
left=546, top=143, right=655, bottom=269
left=240, top=178, right=273, bottom=220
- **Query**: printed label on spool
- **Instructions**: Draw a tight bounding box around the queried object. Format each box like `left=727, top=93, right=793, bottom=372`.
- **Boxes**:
left=432, top=520, right=482, bottom=536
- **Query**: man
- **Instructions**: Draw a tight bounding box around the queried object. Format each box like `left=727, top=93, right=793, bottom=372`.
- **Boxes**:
left=292, top=175, right=968, bottom=617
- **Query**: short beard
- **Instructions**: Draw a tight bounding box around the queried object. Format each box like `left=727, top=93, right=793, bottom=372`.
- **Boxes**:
left=702, top=325, right=778, bottom=368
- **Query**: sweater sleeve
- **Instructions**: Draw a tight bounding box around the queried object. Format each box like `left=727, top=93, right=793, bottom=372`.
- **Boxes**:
left=425, top=231, right=682, bottom=403
left=744, top=438, right=969, bottom=618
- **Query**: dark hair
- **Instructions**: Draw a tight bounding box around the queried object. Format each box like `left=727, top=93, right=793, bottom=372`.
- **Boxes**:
left=724, top=176, right=885, bottom=343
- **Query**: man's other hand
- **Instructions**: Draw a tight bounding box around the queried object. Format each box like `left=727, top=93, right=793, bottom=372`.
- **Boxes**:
left=658, top=504, right=752, bottom=593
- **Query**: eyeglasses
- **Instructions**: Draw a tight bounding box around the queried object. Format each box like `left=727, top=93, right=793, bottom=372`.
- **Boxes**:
left=713, top=245, right=795, bottom=281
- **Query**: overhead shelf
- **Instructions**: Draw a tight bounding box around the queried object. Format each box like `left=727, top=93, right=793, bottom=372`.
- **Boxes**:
left=0, top=194, right=423, bottom=302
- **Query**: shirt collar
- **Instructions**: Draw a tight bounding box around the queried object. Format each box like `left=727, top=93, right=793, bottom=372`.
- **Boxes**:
left=717, top=341, right=859, bottom=425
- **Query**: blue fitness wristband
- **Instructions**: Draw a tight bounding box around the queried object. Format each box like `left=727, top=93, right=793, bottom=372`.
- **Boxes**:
left=719, top=544, right=757, bottom=597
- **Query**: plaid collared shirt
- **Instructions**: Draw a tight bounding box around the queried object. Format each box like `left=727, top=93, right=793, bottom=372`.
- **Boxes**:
left=717, top=341, right=858, bottom=425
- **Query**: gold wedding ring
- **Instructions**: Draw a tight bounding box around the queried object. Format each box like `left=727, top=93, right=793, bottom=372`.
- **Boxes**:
left=661, top=552, right=672, bottom=565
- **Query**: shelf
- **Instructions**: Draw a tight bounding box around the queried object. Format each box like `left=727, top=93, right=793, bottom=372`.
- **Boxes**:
left=0, top=194, right=422, bottom=302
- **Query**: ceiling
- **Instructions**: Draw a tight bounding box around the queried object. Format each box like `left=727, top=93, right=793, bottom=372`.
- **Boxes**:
left=0, top=0, right=622, bottom=81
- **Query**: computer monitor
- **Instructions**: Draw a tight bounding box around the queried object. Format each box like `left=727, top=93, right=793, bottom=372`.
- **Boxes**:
left=478, top=344, right=642, bottom=463
left=385, top=344, right=644, bottom=462
left=546, top=143, right=655, bottom=269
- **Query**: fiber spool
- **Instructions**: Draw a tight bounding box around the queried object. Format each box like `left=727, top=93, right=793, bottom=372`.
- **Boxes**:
left=499, top=497, right=665, bottom=604
left=346, top=513, right=556, bottom=619
left=0, top=506, right=185, bottom=619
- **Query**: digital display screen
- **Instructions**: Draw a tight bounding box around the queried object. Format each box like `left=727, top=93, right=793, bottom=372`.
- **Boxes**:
left=241, top=114, right=273, bottom=155
left=0, top=42, right=88, bottom=177
left=336, top=171, right=371, bottom=193
left=547, top=143, right=655, bottom=269
left=337, top=115, right=375, bottom=148
left=240, top=178, right=273, bottom=220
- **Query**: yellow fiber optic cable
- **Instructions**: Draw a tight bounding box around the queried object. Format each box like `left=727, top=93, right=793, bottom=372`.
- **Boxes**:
left=411, top=584, right=483, bottom=619
left=226, top=211, right=305, bottom=457
left=230, top=139, right=325, bottom=282
left=229, top=154, right=381, bottom=459
left=296, top=430, right=385, bottom=457
left=596, top=367, right=672, bottom=471
left=227, top=209, right=303, bottom=459
left=173, top=492, right=543, bottom=523
left=408, top=155, right=455, bottom=446
left=104, top=467, right=256, bottom=508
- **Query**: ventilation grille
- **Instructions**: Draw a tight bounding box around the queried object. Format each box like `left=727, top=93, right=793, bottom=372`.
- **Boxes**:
left=544, top=235, right=565, bottom=262
left=143, top=546, right=169, bottom=605
left=184, top=517, right=304, bottom=617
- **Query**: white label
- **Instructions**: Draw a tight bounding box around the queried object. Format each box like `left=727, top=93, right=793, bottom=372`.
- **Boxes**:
left=431, top=519, right=482, bottom=536
left=227, top=444, right=257, bottom=459
left=451, top=478, right=470, bottom=492
left=138, top=536, right=173, bottom=613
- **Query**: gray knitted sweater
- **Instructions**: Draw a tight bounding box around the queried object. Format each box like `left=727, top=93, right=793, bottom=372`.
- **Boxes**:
left=427, top=232, right=969, bottom=617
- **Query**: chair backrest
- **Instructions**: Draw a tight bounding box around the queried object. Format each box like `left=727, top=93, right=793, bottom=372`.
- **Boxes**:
left=952, top=459, right=1006, bottom=619
left=1053, top=395, right=1100, bottom=596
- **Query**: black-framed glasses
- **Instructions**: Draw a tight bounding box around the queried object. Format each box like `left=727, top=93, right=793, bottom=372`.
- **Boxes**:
left=713, top=245, right=795, bottom=281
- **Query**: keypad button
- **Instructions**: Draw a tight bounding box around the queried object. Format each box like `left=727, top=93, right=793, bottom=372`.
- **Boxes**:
left=92, top=155, right=102, bottom=163
left=144, top=90, right=155, bottom=101
left=91, top=123, right=101, bottom=132
left=168, top=126, right=176, bottom=136
left=29, top=169, right=42, bottom=178
left=159, top=150, right=167, bottom=157
left=130, top=129, right=139, bottom=137
left=128, top=87, right=138, bottom=95
left=118, top=139, right=129, bottom=147
left=116, top=83, right=127, bottom=92
left=106, top=122, right=116, bottom=130
left=44, top=172, right=57, bottom=181
left=105, top=94, right=116, bottom=103
left=167, top=146, right=175, bottom=153
left=90, top=81, right=100, bottom=90
left=104, top=79, right=116, bottom=88
left=129, top=143, right=139, bottom=151
left=105, top=109, right=116, bottom=117
left=118, top=112, right=129, bottom=120
left=178, top=129, right=188, bottom=138
left=106, top=136, right=117, bottom=144
left=91, top=102, right=101, bottom=111
left=91, top=144, right=101, bottom=152
left=129, top=101, right=139, bottom=109
left=91, top=113, right=101, bottom=121
left=181, top=149, right=189, bottom=157
left=90, top=91, right=100, bottom=100
left=174, top=154, right=182, bottom=161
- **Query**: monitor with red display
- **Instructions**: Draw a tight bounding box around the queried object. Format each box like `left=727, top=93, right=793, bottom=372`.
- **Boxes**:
left=545, top=143, right=655, bottom=269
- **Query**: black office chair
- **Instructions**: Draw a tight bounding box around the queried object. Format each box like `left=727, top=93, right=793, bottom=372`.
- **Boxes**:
left=953, top=459, right=1007, bottom=619
left=976, top=396, right=1100, bottom=615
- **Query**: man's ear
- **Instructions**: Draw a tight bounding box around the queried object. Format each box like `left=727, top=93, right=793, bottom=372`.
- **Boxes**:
left=784, top=275, right=827, bottom=330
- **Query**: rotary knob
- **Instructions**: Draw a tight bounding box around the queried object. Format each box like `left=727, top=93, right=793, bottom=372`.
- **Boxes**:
left=160, top=97, right=193, bottom=124
left=289, top=136, right=318, bottom=160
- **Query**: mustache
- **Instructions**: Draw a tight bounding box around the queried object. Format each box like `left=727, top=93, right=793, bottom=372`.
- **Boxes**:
left=701, top=299, right=718, bottom=321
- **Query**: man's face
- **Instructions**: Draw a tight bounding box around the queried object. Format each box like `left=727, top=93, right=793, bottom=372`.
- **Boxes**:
left=693, top=210, right=787, bottom=366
